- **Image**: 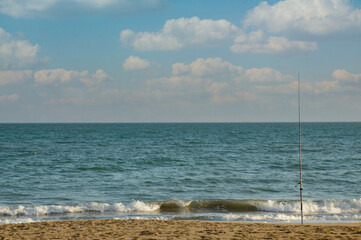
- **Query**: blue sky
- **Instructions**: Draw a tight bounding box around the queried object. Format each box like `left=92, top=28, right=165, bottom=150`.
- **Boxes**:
left=1, top=0, right=361, bottom=122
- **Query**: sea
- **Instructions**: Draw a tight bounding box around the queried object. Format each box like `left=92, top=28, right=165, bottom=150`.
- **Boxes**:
left=0, top=122, right=360, bottom=224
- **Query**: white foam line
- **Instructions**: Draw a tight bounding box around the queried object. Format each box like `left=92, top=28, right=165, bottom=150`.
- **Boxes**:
left=0, top=201, right=160, bottom=217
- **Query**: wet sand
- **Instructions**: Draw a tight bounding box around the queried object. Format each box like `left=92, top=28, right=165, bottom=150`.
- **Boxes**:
left=0, top=219, right=361, bottom=239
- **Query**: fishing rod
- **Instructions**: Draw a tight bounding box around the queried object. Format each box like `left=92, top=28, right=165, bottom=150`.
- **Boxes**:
left=298, top=73, right=304, bottom=225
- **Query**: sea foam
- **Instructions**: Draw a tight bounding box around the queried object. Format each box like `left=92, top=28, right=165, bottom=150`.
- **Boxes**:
left=255, top=198, right=361, bottom=214
left=1, top=199, right=360, bottom=218
left=0, top=201, right=159, bottom=217
left=1, top=198, right=360, bottom=224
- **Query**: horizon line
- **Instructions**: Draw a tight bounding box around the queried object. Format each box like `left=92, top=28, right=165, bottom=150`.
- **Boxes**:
left=1, top=121, right=360, bottom=124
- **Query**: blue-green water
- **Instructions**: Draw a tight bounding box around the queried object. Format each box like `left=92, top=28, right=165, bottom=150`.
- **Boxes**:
left=0, top=123, right=360, bottom=224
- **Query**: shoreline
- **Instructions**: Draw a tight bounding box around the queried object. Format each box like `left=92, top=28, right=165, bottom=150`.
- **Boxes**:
left=1, top=219, right=360, bottom=239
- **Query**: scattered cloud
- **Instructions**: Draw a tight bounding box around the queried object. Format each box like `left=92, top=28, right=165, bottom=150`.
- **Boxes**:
left=256, top=69, right=361, bottom=95
left=123, top=56, right=150, bottom=71
left=120, top=15, right=319, bottom=54
left=206, top=82, right=228, bottom=95
left=148, top=57, right=292, bottom=104
left=244, top=0, right=361, bottom=35
left=310, top=80, right=340, bottom=94
left=80, top=69, right=112, bottom=87
left=34, top=69, right=112, bottom=86
left=34, top=69, right=87, bottom=84
left=256, top=79, right=342, bottom=95
left=0, top=93, right=20, bottom=102
left=148, top=58, right=247, bottom=103
left=332, top=69, right=361, bottom=82
left=0, top=28, right=40, bottom=69
left=330, top=69, right=361, bottom=92
left=0, top=70, right=33, bottom=85
left=120, top=17, right=241, bottom=51
left=0, top=0, right=166, bottom=18
left=171, top=57, right=291, bottom=84
left=116, top=1, right=360, bottom=55
left=0, top=68, right=112, bottom=88
left=243, top=67, right=292, bottom=82
left=172, top=57, right=243, bottom=77
left=231, top=33, right=317, bottom=54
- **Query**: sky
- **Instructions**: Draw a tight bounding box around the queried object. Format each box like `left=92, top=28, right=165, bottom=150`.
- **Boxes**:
left=0, top=0, right=361, bottom=123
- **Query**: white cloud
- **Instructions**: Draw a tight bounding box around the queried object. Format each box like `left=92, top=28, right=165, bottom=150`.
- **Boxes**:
left=0, top=0, right=166, bottom=18
left=0, top=93, right=20, bottom=102
left=120, top=15, right=321, bottom=54
left=206, top=82, right=228, bottom=95
left=123, top=56, right=150, bottom=71
left=231, top=36, right=317, bottom=54
left=256, top=69, right=361, bottom=95
left=0, top=70, right=33, bottom=85
left=172, top=57, right=243, bottom=76
left=80, top=69, right=112, bottom=86
left=233, top=30, right=265, bottom=44
left=244, top=0, right=361, bottom=35
left=256, top=79, right=341, bottom=95
left=34, top=68, right=111, bottom=86
left=311, top=80, right=340, bottom=94
left=120, top=17, right=241, bottom=51
left=329, top=69, right=361, bottom=92
left=120, top=29, right=183, bottom=51
left=0, top=28, right=40, bottom=69
left=34, top=69, right=87, bottom=84
left=148, top=57, right=293, bottom=104
left=152, top=57, right=294, bottom=95
left=243, top=67, right=292, bottom=82
left=332, top=69, right=361, bottom=82
left=172, top=57, right=291, bottom=84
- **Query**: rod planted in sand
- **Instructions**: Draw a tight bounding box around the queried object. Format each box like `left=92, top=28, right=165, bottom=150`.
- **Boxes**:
left=298, top=73, right=304, bottom=225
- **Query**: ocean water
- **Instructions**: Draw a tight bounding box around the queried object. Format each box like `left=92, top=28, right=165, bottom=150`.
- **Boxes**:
left=0, top=122, right=360, bottom=224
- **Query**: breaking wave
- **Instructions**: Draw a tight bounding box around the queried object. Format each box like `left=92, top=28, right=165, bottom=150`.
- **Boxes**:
left=1, top=198, right=360, bottom=218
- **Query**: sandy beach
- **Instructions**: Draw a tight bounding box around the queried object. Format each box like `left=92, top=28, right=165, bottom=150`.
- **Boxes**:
left=0, top=219, right=360, bottom=239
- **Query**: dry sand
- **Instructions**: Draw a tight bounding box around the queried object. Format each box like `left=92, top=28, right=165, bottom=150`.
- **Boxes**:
left=0, top=219, right=361, bottom=239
